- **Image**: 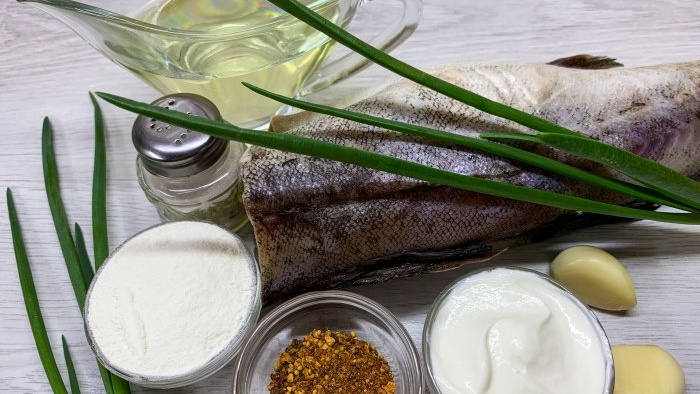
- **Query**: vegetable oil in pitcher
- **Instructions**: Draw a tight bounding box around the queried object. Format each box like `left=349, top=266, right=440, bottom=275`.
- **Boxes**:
left=129, top=0, right=346, bottom=128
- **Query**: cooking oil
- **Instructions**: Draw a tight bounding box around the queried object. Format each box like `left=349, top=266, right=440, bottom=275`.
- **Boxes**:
left=130, top=0, right=344, bottom=128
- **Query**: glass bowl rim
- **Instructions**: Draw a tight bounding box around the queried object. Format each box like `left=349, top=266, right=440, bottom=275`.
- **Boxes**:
left=232, top=289, right=424, bottom=393
left=83, top=220, right=262, bottom=388
left=24, top=0, right=346, bottom=39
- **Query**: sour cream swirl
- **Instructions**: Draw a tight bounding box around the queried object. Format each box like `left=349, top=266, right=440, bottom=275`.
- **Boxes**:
left=426, top=267, right=610, bottom=394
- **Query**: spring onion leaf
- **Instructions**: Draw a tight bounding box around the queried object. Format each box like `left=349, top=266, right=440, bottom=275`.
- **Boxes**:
left=98, top=366, right=115, bottom=394
left=61, top=336, right=81, bottom=394
left=243, top=82, right=696, bottom=212
left=73, top=223, right=94, bottom=286
left=89, top=94, right=131, bottom=394
left=110, top=376, right=131, bottom=394
left=89, top=95, right=132, bottom=394
left=264, top=0, right=579, bottom=137
left=98, top=0, right=700, bottom=224
left=483, top=132, right=700, bottom=211
left=480, top=132, right=541, bottom=144
left=262, top=0, right=700, bottom=214
left=90, top=93, right=109, bottom=270
left=12, top=101, right=128, bottom=394
left=535, top=132, right=700, bottom=210
left=7, top=188, right=69, bottom=394
left=94, top=92, right=700, bottom=224
left=42, top=118, right=87, bottom=311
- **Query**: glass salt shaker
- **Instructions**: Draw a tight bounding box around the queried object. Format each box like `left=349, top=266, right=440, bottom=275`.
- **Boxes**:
left=132, top=93, right=248, bottom=232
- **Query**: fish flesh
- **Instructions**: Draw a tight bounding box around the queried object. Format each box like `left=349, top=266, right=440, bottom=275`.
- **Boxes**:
left=239, top=56, right=700, bottom=303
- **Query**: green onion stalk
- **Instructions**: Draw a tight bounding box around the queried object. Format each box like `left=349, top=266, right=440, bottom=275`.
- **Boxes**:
left=95, top=0, right=700, bottom=224
left=7, top=95, right=130, bottom=394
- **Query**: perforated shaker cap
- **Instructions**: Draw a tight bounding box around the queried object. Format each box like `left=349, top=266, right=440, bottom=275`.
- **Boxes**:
left=132, top=93, right=228, bottom=178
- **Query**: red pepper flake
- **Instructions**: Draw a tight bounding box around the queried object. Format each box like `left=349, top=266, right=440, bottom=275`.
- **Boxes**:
left=268, top=329, right=396, bottom=394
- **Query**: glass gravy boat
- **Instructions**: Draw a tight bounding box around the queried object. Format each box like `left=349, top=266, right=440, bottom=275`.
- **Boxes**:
left=20, top=0, right=422, bottom=128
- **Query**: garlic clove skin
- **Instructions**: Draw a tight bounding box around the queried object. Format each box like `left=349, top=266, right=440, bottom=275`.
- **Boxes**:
left=612, top=345, right=685, bottom=394
left=550, top=245, right=637, bottom=311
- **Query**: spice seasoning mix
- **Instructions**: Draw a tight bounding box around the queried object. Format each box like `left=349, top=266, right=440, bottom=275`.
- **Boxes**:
left=268, top=329, right=396, bottom=394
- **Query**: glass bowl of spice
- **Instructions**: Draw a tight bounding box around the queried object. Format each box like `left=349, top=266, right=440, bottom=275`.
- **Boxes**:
left=233, top=290, right=423, bottom=394
left=83, top=221, right=262, bottom=388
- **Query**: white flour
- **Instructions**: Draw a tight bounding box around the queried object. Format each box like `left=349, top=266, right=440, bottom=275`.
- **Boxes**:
left=86, top=221, right=257, bottom=378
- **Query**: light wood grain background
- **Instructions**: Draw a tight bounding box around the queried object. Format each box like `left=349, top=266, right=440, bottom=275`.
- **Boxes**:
left=2, top=0, right=700, bottom=393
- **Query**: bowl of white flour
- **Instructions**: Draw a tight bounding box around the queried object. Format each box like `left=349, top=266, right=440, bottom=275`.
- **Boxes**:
left=84, top=221, right=261, bottom=388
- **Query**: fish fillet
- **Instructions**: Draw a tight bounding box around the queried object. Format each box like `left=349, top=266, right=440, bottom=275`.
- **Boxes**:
left=240, top=57, right=700, bottom=302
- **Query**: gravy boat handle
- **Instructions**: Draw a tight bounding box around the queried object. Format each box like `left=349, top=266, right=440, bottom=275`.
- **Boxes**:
left=297, top=0, right=423, bottom=97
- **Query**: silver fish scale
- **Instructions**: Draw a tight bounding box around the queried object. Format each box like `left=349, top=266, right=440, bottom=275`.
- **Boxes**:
left=241, top=61, right=700, bottom=302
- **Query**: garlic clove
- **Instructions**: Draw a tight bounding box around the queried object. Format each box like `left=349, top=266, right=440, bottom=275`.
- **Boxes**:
left=550, top=245, right=636, bottom=311
left=612, top=345, right=685, bottom=394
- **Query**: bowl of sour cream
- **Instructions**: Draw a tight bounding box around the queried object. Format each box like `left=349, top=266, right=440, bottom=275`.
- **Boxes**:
left=422, top=266, right=614, bottom=394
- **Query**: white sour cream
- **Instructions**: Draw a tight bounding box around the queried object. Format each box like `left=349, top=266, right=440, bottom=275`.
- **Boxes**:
left=426, top=268, right=609, bottom=394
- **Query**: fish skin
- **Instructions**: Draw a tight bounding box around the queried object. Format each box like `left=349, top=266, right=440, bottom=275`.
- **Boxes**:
left=240, top=59, right=700, bottom=303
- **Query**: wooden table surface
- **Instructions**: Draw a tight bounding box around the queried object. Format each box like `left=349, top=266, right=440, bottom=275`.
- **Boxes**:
left=2, top=0, right=700, bottom=392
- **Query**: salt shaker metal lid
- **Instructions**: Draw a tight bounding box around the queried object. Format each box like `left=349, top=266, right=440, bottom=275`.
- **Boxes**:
left=132, top=93, right=228, bottom=178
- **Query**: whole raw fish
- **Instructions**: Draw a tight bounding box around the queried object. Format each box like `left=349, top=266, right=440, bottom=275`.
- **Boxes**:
left=239, top=56, right=700, bottom=302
